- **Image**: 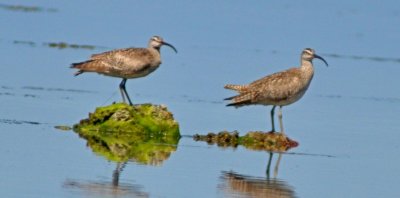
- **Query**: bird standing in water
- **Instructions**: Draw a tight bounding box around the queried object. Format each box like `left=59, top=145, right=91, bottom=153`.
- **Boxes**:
left=71, top=36, right=177, bottom=105
left=224, top=48, right=328, bottom=134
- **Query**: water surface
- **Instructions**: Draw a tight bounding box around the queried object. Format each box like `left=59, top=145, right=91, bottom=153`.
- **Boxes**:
left=1, top=1, right=400, bottom=197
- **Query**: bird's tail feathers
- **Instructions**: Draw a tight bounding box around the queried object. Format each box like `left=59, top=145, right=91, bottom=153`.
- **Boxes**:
left=70, top=60, right=102, bottom=76
left=225, top=92, right=254, bottom=107
left=73, top=70, right=84, bottom=76
left=224, top=84, right=248, bottom=92
left=224, top=95, right=236, bottom=100
left=226, top=100, right=252, bottom=107
left=70, top=60, right=93, bottom=69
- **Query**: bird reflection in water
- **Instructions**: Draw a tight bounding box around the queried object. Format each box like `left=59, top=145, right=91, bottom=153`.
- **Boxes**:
left=219, top=152, right=296, bottom=198
left=63, top=162, right=149, bottom=197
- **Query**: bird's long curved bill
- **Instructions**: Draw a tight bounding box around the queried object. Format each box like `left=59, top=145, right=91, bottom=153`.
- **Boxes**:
left=315, top=54, right=328, bottom=66
left=162, top=42, right=178, bottom=53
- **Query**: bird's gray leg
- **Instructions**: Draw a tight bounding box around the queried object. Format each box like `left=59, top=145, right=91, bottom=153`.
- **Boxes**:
left=273, top=153, right=282, bottom=178
left=123, top=86, right=133, bottom=106
left=124, top=91, right=133, bottom=106
left=119, top=79, right=133, bottom=105
left=266, top=152, right=273, bottom=179
left=278, top=106, right=285, bottom=134
left=119, top=79, right=127, bottom=103
left=112, top=162, right=127, bottom=187
left=270, top=106, right=276, bottom=132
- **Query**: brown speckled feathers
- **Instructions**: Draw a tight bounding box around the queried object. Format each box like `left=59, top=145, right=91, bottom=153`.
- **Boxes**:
left=224, top=48, right=328, bottom=133
left=225, top=67, right=309, bottom=107
left=70, top=36, right=177, bottom=106
left=70, top=48, right=159, bottom=78
left=224, top=48, right=328, bottom=109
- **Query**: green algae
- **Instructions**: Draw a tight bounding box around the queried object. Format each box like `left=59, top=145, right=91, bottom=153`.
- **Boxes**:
left=73, top=103, right=180, bottom=164
left=194, top=131, right=298, bottom=152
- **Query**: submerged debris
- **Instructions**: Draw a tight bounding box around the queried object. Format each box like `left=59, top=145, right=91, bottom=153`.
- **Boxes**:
left=46, top=42, right=102, bottom=50
left=13, top=40, right=36, bottom=47
left=194, top=131, right=298, bottom=152
left=12, top=39, right=105, bottom=50
left=54, top=125, right=72, bottom=131
left=73, top=103, right=180, bottom=164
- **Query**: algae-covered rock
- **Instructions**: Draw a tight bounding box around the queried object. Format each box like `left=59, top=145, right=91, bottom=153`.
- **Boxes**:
left=73, top=103, right=180, bottom=165
left=240, top=131, right=298, bottom=152
left=193, top=131, right=240, bottom=148
left=194, top=131, right=298, bottom=152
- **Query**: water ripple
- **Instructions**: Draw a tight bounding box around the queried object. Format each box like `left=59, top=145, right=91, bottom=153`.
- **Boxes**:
left=317, top=94, right=400, bottom=103
left=21, top=86, right=96, bottom=93
left=322, top=53, right=400, bottom=64
left=0, top=119, right=42, bottom=125
left=0, top=3, right=57, bottom=13
left=12, top=39, right=107, bottom=50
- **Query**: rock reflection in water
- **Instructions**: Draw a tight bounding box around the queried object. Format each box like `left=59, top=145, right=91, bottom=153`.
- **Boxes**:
left=75, top=125, right=179, bottom=165
left=194, top=131, right=298, bottom=152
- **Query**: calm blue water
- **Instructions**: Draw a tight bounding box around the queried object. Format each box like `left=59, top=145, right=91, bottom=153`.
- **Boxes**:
left=1, top=1, right=400, bottom=197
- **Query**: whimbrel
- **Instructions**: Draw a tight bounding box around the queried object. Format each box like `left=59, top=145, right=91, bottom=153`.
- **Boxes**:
left=71, top=36, right=177, bottom=105
left=224, top=48, right=328, bottom=134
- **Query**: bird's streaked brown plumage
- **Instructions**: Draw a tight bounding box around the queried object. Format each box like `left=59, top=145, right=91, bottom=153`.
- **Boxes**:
left=225, top=67, right=308, bottom=107
left=70, top=36, right=177, bottom=105
left=224, top=48, right=328, bottom=133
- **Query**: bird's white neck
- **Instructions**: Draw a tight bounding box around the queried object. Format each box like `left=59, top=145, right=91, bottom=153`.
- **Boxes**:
left=148, top=46, right=161, bottom=54
left=300, top=59, right=314, bottom=78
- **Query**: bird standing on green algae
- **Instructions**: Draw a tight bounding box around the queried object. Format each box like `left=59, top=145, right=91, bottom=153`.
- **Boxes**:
left=71, top=36, right=177, bottom=105
left=224, top=48, right=328, bottom=134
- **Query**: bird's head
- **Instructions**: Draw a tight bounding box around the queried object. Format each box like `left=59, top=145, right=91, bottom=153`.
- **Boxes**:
left=302, top=48, right=328, bottom=66
left=149, top=36, right=177, bottom=53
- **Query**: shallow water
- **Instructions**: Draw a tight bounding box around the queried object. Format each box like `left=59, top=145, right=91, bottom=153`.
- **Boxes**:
left=1, top=1, right=400, bottom=197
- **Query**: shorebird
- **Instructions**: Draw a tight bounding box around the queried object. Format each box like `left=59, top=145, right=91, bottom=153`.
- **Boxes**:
left=71, top=36, right=177, bottom=105
left=224, top=48, right=328, bottom=134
